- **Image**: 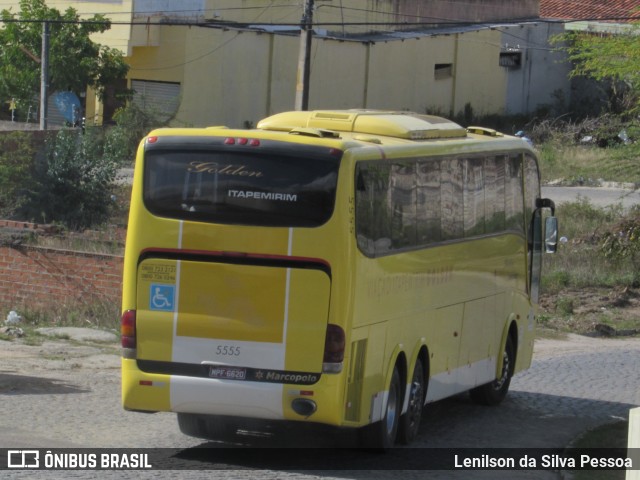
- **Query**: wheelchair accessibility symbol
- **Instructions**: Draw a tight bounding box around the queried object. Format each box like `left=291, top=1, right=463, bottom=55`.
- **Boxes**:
left=150, top=284, right=175, bottom=312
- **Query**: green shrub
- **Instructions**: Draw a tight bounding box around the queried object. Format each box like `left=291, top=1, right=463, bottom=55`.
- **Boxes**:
left=600, top=212, right=640, bottom=286
left=103, top=101, right=173, bottom=166
left=0, top=132, right=36, bottom=217
left=26, top=127, right=118, bottom=229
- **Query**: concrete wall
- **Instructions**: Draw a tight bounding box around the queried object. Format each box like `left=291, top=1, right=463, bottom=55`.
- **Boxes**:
left=204, top=0, right=539, bottom=34
left=503, top=22, right=571, bottom=115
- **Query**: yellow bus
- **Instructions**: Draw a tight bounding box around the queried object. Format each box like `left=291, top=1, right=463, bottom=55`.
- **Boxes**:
left=121, top=110, right=557, bottom=448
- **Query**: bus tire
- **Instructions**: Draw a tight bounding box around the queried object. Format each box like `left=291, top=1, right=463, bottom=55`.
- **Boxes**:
left=361, top=367, right=402, bottom=450
left=398, top=358, right=426, bottom=445
left=469, top=335, right=515, bottom=406
left=177, top=413, right=235, bottom=440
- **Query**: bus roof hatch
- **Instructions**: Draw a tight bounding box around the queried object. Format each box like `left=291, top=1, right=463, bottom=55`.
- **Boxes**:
left=257, top=110, right=468, bottom=140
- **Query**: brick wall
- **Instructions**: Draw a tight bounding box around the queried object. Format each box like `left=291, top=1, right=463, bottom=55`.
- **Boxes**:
left=0, top=244, right=123, bottom=309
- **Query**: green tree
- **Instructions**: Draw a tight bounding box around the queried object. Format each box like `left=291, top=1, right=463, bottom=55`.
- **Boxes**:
left=0, top=0, right=129, bottom=111
left=557, top=27, right=640, bottom=115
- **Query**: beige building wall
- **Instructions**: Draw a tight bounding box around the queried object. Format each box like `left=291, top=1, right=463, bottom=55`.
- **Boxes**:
left=307, top=38, right=368, bottom=110
left=0, top=2, right=547, bottom=127
left=268, top=35, right=301, bottom=115
left=178, top=28, right=275, bottom=127
left=366, top=36, right=457, bottom=114
left=453, top=29, right=508, bottom=116
left=43, top=0, right=134, bottom=55
left=128, top=26, right=186, bottom=84
left=170, top=26, right=510, bottom=128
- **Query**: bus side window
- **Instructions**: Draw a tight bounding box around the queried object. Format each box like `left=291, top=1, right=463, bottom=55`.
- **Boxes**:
left=356, top=170, right=367, bottom=192
left=416, top=159, right=441, bottom=244
left=355, top=162, right=392, bottom=256
left=441, top=158, right=464, bottom=240
left=524, top=153, right=541, bottom=246
left=462, top=157, right=486, bottom=237
left=484, top=156, right=506, bottom=234
left=505, top=155, right=525, bottom=235
left=389, top=161, right=417, bottom=250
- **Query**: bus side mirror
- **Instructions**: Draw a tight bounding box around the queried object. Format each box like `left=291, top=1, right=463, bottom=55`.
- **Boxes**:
left=545, top=217, right=558, bottom=253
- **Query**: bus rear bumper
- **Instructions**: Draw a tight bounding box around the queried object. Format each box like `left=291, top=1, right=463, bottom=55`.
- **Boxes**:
left=122, top=359, right=347, bottom=425
left=122, top=358, right=172, bottom=413
left=171, top=375, right=286, bottom=420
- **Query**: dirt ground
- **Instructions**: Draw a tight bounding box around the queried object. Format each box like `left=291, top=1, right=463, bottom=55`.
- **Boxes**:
left=539, top=286, right=640, bottom=337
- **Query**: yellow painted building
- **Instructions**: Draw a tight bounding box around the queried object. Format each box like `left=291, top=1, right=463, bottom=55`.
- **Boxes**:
left=3, top=1, right=568, bottom=129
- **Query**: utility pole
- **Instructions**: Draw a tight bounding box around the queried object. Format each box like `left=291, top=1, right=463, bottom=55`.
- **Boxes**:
left=294, top=0, right=314, bottom=111
left=39, top=21, right=50, bottom=130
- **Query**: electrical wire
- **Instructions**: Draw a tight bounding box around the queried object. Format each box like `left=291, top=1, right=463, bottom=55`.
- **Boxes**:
left=1, top=16, right=640, bottom=28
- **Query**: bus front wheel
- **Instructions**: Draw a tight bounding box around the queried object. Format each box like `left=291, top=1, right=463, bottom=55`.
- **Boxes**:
left=470, top=335, right=515, bottom=406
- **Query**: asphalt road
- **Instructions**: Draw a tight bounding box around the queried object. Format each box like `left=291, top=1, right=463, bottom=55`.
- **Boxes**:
left=1, top=334, right=639, bottom=479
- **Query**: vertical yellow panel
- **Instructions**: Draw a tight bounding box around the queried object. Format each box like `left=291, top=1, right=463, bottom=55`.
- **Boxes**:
left=284, top=269, right=331, bottom=372
left=177, top=262, right=286, bottom=342
left=136, top=259, right=179, bottom=361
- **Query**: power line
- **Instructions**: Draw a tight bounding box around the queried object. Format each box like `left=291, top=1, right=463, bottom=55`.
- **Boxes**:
left=1, top=16, right=640, bottom=28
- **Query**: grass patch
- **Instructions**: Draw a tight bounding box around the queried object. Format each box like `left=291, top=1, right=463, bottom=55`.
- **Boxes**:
left=542, top=199, right=640, bottom=294
left=21, top=334, right=45, bottom=346
left=538, top=142, right=640, bottom=185
left=539, top=197, right=640, bottom=336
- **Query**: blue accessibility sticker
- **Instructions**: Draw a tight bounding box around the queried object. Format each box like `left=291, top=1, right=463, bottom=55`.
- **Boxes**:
left=149, top=284, right=175, bottom=312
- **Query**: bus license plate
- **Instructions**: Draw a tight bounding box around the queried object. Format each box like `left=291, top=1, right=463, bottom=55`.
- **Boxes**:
left=209, top=366, right=246, bottom=380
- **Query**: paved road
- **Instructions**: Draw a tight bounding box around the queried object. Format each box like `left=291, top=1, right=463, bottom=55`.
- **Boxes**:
left=0, top=333, right=638, bottom=479
left=542, top=186, right=640, bottom=209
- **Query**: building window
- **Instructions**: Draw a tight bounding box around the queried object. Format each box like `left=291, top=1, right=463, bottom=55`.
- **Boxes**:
left=131, top=79, right=181, bottom=121
left=499, top=50, right=522, bottom=68
left=434, top=63, right=453, bottom=80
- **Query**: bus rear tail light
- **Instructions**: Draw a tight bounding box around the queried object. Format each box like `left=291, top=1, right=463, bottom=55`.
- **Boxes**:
left=323, top=324, right=345, bottom=373
left=121, top=309, right=137, bottom=359
left=224, top=137, right=260, bottom=146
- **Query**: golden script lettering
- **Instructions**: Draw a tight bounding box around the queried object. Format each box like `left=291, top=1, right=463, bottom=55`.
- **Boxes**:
left=188, top=162, right=264, bottom=177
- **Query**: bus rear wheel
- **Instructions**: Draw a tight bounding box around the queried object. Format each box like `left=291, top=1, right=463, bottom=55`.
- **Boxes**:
left=470, top=335, right=515, bottom=406
left=398, top=359, right=426, bottom=445
left=361, top=367, right=402, bottom=450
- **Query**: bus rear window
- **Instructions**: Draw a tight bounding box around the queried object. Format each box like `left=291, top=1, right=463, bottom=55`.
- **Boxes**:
left=143, top=149, right=340, bottom=227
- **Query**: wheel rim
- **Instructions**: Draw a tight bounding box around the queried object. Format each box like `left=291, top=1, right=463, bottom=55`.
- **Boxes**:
left=493, top=347, right=510, bottom=391
left=406, top=365, right=424, bottom=432
left=385, top=380, right=398, bottom=435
